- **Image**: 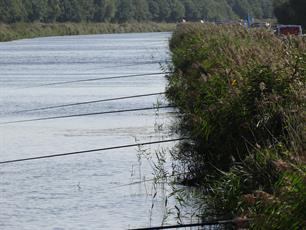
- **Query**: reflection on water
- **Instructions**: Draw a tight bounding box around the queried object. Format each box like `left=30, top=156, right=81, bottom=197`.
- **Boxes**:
left=0, top=32, right=186, bottom=230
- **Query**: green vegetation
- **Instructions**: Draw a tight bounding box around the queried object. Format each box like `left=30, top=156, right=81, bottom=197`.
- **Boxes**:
left=274, top=0, right=306, bottom=28
left=0, top=0, right=282, bottom=42
left=167, top=23, right=306, bottom=228
left=0, top=0, right=276, bottom=24
left=0, top=22, right=175, bottom=42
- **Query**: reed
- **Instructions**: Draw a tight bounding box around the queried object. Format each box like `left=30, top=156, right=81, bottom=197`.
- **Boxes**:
left=166, top=23, right=306, bottom=228
left=0, top=22, right=176, bottom=42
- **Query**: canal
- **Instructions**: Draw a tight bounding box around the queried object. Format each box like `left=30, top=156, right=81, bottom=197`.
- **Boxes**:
left=0, top=32, right=182, bottom=229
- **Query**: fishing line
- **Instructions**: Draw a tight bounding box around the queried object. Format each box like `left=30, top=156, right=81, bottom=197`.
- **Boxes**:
left=0, top=105, right=175, bottom=125
left=13, top=92, right=166, bottom=114
left=20, top=72, right=171, bottom=89
left=110, top=172, right=189, bottom=189
left=128, top=218, right=250, bottom=230
left=0, top=138, right=187, bottom=165
left=0, top=60, right=170, bottom=76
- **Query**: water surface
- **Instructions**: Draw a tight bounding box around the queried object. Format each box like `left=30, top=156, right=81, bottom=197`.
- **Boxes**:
left=0, top=32, right=182, bottom=230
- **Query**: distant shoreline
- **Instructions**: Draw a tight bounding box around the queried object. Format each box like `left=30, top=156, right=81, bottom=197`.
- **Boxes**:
left=0, top=22, right=176, bottom=42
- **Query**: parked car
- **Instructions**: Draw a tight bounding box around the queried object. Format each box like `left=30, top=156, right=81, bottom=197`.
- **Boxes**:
left=275, top=25, right=303, bottom=36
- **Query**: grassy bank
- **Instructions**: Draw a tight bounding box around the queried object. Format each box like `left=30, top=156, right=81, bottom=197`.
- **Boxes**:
left=167, top=23, right=305, bottom=228
left=0, top=22, right=176, bottom=42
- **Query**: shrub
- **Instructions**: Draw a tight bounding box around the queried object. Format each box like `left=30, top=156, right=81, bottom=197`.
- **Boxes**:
left=167, top=23, right=305, bottom=172
left=166, top=23, right=305, bottom=228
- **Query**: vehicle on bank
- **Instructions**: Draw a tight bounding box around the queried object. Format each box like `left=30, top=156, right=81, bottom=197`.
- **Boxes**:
left=250, top=22, right=271, bottom=28
left=275, top=25, right=303, bottom=36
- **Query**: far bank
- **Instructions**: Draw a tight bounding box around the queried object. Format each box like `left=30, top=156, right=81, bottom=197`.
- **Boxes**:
left=0, top=22, right=176, bottom=42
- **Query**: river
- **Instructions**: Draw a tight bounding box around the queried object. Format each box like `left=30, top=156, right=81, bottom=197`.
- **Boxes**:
left=0, top=32, right=185, bottom=230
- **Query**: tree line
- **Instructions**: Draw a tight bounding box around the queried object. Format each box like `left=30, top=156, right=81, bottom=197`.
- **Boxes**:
left=274, top=0, right=306, bottom=28
left=0, top=0, right=275, bottom=24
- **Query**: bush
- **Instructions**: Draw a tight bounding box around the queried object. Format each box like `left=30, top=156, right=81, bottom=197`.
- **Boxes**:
left=167, top=23, right=306, bottom=228
left=167, top=23, right=305, bottom=172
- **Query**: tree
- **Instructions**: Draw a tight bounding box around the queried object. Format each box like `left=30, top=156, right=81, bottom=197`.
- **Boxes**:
left=183, top=0, right=200, bottom=21
left=228, top=0, right=251, bottom=19
left=116, top=0, right=135, bottom=22
left=2, top=0, right=26, bottom=23
left=93, top=0, right=106, bottom=22
left=156, top=0, right=171, bottom=21
left=104, top=0, right=116, bottom=22
left=0, top=0, right=279, bottom=24
left=133, top=0, right=151, bottom=21
left=78, top=0, right=94, bottom=21
left=274, top=0, right=306, bottom=28
left=169, top=0, right=185, bottom=21
left=94, top=0, right=117, bottom=22
left=44, top=0, right=61, bottom=22
left=58, top=0, right=82, bottom=22
left=0, top=0, right=10, bottom=22
left=148, top=0, right=160, bottom=21
left=26, top=0, right=47, bottom=22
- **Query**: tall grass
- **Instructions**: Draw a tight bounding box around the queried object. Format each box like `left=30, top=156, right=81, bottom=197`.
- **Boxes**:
left=167, top=23, right=306, bottom=228
left=0, top=22, right=176, bottom=42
